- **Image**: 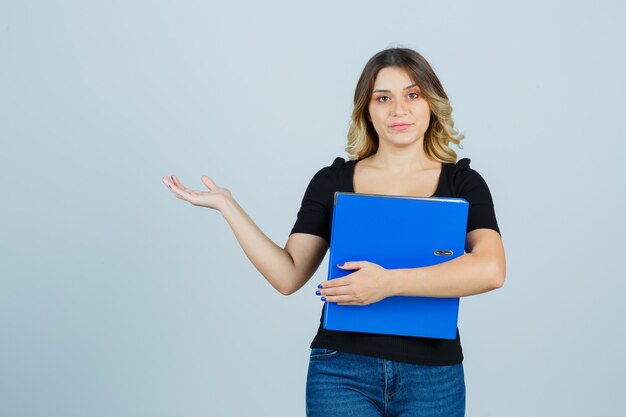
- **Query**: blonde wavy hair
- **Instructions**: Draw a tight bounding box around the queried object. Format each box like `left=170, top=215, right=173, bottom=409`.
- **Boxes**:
left=346, top=47, right=464, bottom=163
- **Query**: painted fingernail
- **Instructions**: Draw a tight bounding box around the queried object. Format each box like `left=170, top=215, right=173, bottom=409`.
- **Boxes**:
left=170, top=175, right=174, bottom=181
left=317, top=284, right=323, bottom=289
left=315, top=290, right=321, bottom=295
left=321, top=297, right=326, bottom=301
left=337, top=263, right=343, bottom=267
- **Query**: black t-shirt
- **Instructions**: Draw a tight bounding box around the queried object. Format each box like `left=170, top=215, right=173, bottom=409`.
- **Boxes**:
left=290, top=156, right=501, bottom=365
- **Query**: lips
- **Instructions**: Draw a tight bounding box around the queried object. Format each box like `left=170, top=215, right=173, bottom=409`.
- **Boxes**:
left=390, top=123, right=413, bottom=131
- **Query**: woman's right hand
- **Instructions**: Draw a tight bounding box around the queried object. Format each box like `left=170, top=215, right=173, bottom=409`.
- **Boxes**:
left=162, top=174, right=233, bottom=212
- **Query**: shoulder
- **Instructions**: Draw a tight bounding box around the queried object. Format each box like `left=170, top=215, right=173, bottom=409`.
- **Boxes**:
left=449, top=158, right=501, bottom=235
left=305, top=156, right=348, bottom=192
left=450, top=157, right=473, bottom=177
left=311, top=156, right=348, bottom=181
left=450, top=157, right=488, bottom=188
left=330, top=156, right=349, bottom=173
left=448, top=157, right=497, bottom=205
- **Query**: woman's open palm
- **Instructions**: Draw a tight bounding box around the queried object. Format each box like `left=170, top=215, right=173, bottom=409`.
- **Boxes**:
left=162, top=175, right=231, bottom=212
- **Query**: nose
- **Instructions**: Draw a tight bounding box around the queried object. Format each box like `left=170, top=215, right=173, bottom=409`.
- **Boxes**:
left=392, top=97, right=408, bottom=116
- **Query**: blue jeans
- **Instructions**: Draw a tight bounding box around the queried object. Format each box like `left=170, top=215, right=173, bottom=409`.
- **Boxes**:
left=306, top=348, right=465, bottom=417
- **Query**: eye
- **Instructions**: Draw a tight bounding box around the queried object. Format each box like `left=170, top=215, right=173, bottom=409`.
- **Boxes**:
left=376, top=95, right=390, bottom=103
left=408, top=92, right=420, bottom=99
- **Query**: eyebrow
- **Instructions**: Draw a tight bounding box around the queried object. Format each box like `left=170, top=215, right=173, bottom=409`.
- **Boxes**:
left=372, top=83, right=420, bottom=93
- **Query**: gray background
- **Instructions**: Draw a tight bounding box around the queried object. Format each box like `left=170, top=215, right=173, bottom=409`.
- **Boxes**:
left=1, top=0, right=624, bottom=416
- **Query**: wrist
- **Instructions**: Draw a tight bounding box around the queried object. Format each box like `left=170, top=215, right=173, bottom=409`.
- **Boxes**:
left=219, top=194, right=238, bottom=218
left=385, top=268, right=401, bottom=297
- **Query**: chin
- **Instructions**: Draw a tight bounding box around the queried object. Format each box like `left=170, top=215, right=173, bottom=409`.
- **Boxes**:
left=383, top=134, right=424, bottom=144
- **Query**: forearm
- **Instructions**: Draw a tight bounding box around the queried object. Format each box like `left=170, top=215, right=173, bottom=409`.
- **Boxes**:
left=386, top=252, right=504, bottom=298
left=220, top=196, right=296, bottom=295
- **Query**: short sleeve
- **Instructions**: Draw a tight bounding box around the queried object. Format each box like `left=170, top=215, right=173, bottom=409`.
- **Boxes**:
left=289, top=160, right=341, bottom=244
left=452, top=158, right=501, bottom=236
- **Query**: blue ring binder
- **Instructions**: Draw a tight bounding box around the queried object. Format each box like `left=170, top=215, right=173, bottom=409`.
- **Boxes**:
left=323, top=192, right=469, bottom=339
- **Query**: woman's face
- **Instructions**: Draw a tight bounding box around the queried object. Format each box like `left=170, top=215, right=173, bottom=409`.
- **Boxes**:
left=367, top=66, right=431, bottom=147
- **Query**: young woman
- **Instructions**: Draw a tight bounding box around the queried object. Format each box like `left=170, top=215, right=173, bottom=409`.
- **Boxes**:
left=163, top=47, right=506, bottom=417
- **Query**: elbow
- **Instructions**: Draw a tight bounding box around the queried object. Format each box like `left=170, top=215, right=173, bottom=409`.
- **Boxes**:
left=276, top=284, right=294, bottom=296
left=265, top=271, right=297, bottom=296
left=277, top=281, right=299, bottom=296
left=492, top=274, right=505, bottom=290
left=277, top=274, right=309, bottom=296
left=491, top=262, right=506, bottom=290
left=278, top=287, right=294, bottom=296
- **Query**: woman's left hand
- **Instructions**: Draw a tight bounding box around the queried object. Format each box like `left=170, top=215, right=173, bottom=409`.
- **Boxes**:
left=317, top=261, right=392, bottom=306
